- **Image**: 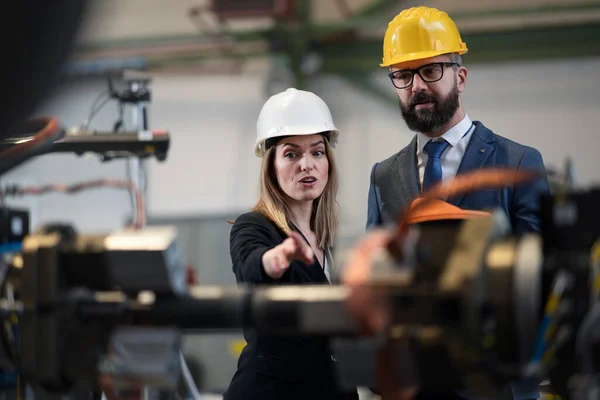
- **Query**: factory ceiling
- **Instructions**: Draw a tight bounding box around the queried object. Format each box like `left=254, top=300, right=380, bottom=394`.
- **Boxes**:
left=66, top=0, right=600, bottom=103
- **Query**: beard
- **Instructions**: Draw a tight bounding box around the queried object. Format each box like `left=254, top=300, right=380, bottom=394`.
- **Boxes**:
left=399, top=82, right=460, bottom=134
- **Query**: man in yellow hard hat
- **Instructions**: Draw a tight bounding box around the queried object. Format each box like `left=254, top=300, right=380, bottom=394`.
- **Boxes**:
left=366, top=6, right=551, bottom=238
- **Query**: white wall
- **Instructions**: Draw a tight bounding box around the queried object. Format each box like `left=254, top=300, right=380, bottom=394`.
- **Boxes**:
left=3, top=56, right=599, bottom=238
left=147, top=74, right=266, bottom=217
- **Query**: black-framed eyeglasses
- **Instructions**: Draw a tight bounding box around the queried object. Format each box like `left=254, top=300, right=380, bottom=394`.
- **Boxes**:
left=388, top=62, right=459, bottom=89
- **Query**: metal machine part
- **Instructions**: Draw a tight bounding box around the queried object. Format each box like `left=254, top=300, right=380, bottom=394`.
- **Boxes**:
left=121, top=71, right=152, bottom=220
left=0, top=69, right=169, bottom=172
left=0, top=189, right=594, bottom=399
left=0, top=225, right=189, bottom=396
left=21, top=225, right=188, bottom=296
left=332, top=215, right=545, bottom=397
left=0, top=129, right=170, bottom=162
left=102, top=226, right=188, bottom=296
left=97, top=327, right=182, bottom=390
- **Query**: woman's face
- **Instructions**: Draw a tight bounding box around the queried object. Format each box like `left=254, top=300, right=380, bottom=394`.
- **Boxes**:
left=274, top=134, right=329, bottom=203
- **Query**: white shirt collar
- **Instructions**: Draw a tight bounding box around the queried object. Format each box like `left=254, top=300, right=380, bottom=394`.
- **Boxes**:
left=417, top=114, right=473, bottom=153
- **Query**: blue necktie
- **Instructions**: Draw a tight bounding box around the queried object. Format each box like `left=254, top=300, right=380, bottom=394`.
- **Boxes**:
left=423, top=139, right=450, bottom=192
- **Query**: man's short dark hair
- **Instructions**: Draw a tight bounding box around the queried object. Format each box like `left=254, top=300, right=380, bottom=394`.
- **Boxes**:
left=448, top=52, right=463, bottom=69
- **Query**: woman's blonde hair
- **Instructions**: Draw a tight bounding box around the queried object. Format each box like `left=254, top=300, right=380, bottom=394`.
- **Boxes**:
left=252, top=134, right=339, bottom=250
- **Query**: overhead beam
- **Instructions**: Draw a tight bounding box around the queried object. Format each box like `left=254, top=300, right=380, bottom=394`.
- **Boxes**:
left=67, top=20, right=600, bottom=79
left=75, top=2, right=600, bottom=54
left=318, top=22, right=600, bottom=72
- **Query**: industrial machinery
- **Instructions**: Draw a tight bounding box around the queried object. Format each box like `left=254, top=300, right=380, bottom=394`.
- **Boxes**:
left=0, top=65, right=178, bottom=399
left=0, top=166, right=595, bottom=400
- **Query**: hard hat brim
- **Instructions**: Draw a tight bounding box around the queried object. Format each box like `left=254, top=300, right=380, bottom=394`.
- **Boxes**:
left=380, top=48, right=468, bottom=68
left=254, top=129, right=339, bottom=158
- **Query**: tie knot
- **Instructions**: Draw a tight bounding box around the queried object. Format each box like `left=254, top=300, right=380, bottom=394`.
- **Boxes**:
left=424, top=139, right=450, bottom=159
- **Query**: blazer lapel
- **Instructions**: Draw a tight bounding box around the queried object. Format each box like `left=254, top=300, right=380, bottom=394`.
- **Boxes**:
left=449, top=122, right=495, bottom=206
left=290, top=224, right=328, bottom=283
left=396, top=136, right=420, bottom=207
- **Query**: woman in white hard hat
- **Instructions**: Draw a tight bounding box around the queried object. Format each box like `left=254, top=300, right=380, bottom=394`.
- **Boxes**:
left=223, top=88, right=357, bottom=400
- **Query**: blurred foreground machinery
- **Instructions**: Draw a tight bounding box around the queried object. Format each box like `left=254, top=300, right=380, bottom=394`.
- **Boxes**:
left=0, top=169, right=595, bottom=400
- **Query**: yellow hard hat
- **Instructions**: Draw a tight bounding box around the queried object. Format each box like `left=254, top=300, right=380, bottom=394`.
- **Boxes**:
left=381, top=6, right=468, bottom=67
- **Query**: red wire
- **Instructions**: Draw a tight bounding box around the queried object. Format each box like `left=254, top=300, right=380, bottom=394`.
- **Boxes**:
left=0, top=117, right=60, bottom=165
left=19, top=179, right=146, bottom=229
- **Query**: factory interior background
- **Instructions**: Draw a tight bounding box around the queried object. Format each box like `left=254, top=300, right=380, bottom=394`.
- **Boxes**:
left=2, top=0, right=600, bottom=397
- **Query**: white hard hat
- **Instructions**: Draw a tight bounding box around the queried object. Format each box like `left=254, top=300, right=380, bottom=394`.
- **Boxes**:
left=255, top=88, right=339, bottom=157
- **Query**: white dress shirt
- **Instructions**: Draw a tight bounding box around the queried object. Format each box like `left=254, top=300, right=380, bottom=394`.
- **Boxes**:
left=417, top=114, right=475, bottom=191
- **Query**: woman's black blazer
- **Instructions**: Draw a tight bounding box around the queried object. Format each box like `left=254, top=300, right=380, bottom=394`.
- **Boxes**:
left=222, top=211, right=358, bottom=400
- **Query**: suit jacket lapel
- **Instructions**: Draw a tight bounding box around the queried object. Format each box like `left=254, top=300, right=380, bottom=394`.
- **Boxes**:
left=290, top=224, right=328, bottom=283
left=396, top=136, right=420, bottom=208
left=449, top=122, right=495, bottom=206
